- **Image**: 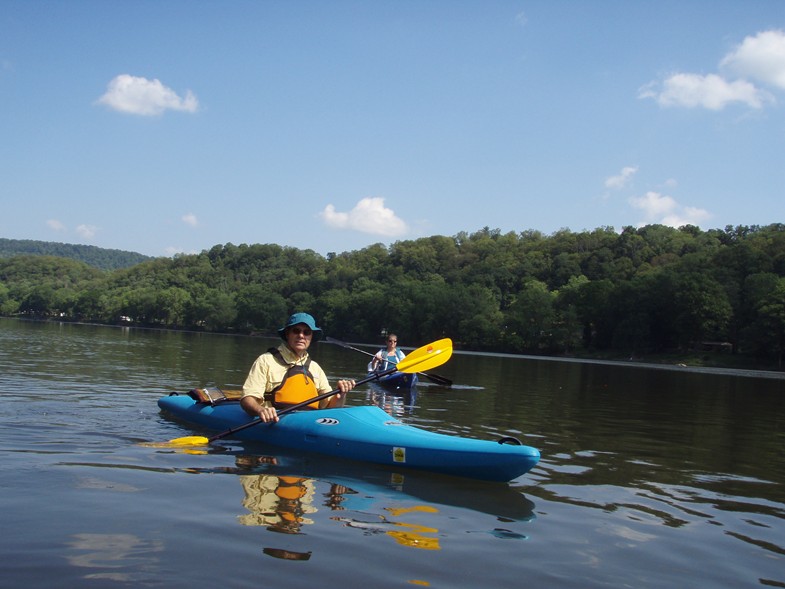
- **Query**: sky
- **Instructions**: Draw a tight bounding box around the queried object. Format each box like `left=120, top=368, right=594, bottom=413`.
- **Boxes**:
left=1, top=1, right=784, bottom=258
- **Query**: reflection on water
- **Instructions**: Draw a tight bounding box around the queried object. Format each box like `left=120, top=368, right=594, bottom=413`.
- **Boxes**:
left=235, top=453, right=365, bottom=540
left=364, top=382, right=418, bottom=416
left=66, top=533, right=164, bottom=583
left=262, top=547, right=312, bottom=561
left=239, top=473, right=318, bottom=532
left=232, top=453, right=518, bottom=553
left=332, top=505, right=441, bottom=551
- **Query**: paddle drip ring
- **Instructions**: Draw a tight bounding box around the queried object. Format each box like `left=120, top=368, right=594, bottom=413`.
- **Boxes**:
left=497, top=436, right=523, bottom=446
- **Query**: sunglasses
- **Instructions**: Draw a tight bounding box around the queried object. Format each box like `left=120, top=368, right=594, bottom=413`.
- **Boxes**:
left=289, top=327, right=313, bottom=336
left=387, top=339, right=397, bottom=343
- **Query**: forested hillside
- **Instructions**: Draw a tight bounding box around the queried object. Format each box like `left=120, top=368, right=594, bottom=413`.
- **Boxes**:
left=1, top=224, right=784, bottom=367
left=0, top=238, right=152, bottom=270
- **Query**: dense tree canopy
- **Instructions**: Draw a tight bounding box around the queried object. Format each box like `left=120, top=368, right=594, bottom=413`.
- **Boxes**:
left=2, top=224, right=784, bottom=366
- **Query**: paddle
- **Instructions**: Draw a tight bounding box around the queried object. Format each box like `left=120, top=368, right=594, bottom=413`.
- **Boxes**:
left=162, top=338, right=453, bottom=447
left=324, top=336, right=453, bottom=387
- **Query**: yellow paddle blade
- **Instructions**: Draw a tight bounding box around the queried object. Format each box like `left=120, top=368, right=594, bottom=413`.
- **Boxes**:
left=168, top=435, right=210, bottom=446
left=396, top=338, right=452, bottom=374
left=140, top=435, right=210, bottom=448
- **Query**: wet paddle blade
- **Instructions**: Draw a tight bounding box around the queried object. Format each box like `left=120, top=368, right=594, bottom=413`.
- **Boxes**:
left=144, top=435, right=211, bottom=447
left=396, top=338, right=452, bottom=373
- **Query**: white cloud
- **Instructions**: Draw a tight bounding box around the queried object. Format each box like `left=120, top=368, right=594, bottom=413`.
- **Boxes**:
left=76, top=224, right=98, bottom=239
left=639, top=73, right=768, bottom=110
left=629, top=191, right=677, bottom=218
left=628, top=191, right=710, bottom=228
left=320, top=197, right=408, bottom=237
left=605, top=166, right=638, bottom=190
left=640, top=29, right=784, bottom=110
left=182, top=213, right=199, bottom=227
left=96, top=74, right=199, bottom=116
left=46, top=219, right=66, bottom=231
left=720, top=29, right=785, bottom=90
left=661, top=206, right=712, bottom=228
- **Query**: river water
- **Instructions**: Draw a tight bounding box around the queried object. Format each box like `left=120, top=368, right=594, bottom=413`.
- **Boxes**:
left=0, top=318, right=782, bottom=588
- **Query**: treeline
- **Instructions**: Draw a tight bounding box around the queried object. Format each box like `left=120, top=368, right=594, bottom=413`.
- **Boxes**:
left=0, top=238, right=152, bottom=270
left=1, top=224, right=784, bottom=366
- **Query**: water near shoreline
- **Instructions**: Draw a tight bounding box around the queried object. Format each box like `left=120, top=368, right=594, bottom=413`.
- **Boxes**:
left=1, top=318, right=782, bottom=588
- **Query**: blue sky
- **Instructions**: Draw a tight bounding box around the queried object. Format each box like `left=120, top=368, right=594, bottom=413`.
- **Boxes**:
left=2, top=1, right=783, bottom=258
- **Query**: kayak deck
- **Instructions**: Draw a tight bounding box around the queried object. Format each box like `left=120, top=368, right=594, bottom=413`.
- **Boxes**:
left=158, top=394, right=540, bottom=482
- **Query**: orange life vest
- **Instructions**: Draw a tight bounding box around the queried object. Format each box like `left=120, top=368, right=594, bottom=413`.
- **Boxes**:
left=264, top=348, right=319, bottom=409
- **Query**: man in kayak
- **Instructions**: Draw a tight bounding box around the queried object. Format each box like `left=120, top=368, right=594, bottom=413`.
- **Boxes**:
left=241, top=312, right=355, bottom=423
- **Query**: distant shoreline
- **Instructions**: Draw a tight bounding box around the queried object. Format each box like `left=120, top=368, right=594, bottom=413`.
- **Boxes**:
left=4, top=316, right=783, bottom=379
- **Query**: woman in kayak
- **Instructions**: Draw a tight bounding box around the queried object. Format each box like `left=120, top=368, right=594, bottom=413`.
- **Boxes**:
left=241, top=312, right=355, bottom=423
left=369, top=333, right=406, bottom=372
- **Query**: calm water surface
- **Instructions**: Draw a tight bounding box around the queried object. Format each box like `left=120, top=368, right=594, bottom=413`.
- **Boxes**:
left=0, top=318, right=783, bottom=588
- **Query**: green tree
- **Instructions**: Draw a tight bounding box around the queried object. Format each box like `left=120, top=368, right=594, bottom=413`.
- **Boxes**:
left=158, top=287, right=191, bottom=326
left=235, top=284, right=288, bottom=332
left=504, top=280, right=555, bottom=352
left=751, top=277, right=785, bottom=365
left=188, top=288, right=237, bottom=331
left=667, top=271, right=732, bottom=349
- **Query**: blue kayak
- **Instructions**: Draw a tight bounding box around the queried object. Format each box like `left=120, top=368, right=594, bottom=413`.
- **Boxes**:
left=369, top=370, right=418, bottom=391
left=158, top=394, right=540, bottom=482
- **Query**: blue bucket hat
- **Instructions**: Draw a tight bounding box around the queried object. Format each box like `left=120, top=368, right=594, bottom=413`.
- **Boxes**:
left=278, top=312, right=322, bottom=340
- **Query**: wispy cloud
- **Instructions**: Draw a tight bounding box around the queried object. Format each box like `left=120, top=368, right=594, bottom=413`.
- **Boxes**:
left=46, top=219, right=66, bottom=231
left=320, top=197, right=407, bottom=237
left=182, top=213, right=199, bottom=227
left=639, top=74, right=769, bottom=110
left=639, top=29, right=784, bottom=110
left=45, top=219, right=99, bottom=240
left=96, top=74, right=199, bottom=116
left=605, top=166, right=638, bottom=190
left=76, top=224, right=98, bottom=239
left=629, top=191, right=711, bottom=228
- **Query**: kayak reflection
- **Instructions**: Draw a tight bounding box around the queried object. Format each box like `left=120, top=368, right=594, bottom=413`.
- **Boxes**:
left=231, top=453, right=536, bottom=557
left=237, top=470, right=442, bottom=550
left=333, top=505, right=441, bottom=550
left=365, top=381, right=418, bottom=416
